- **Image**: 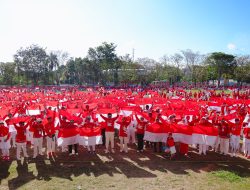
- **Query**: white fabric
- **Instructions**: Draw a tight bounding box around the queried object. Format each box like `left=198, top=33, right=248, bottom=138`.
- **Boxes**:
left=144, top=131, right=217, bottom=145
left=57, top=135, right=79, bottom=146
left=78, top=135, right=102, bottom=146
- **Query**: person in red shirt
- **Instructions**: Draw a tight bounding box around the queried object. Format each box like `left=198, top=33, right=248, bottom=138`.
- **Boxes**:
left=135, top=114, right=148, bottom=152
left=228, top=118, right=241, bottom=157
left=116, top=116, right=131, bottom=153
left=165, top=132, right=176, bottom=159
left=30, top=118, right=45, bottom=158
left=13, top=121, right=30, bottom=160
left=81, top=116, right=97, bottom=153
left=0, top=120, right=11, bottom=161
left=44, top=115, right=56, bottom=158
left=100, top=113, right=119, bottom=153
left=218, top=119, right=230, bottom=155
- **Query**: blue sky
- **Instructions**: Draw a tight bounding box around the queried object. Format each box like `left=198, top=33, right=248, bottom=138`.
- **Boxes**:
left=0, top=0, right=250, bottom=62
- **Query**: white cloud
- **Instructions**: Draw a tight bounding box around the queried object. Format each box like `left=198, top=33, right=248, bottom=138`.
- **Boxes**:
left=227, top=43, right=236, bottom=50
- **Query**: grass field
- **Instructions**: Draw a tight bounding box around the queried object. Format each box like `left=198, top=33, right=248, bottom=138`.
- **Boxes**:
left=1, top=141, right=250, bottom=190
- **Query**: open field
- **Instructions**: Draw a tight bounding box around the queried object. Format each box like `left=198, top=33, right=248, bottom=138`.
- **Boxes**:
left=1, top=141, right=250, bottom=190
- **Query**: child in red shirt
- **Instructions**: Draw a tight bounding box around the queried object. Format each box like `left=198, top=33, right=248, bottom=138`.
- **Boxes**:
left=165, top=133, right=176, bottom=159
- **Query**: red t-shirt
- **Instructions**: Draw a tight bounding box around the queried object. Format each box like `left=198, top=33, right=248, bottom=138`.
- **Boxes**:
left=101, top=115, right=118, bottom=132
left=117, top=120, right=130, bottom=137
left=244, top=128, right=250, bottom=139
left=167, top=137, right=175, bottom=147
left=229, top=123, right=241, bottom=136
left=44, top=122, right=56, bottom=137
left=30, top=123, right=44, bottom=138
left=14, top=124, right=28, bottom=143
left=218, top=123, right=230, bottom=138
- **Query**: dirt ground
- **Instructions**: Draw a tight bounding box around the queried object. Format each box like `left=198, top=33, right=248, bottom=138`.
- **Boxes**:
left=1, top=141, right=250, bottom=190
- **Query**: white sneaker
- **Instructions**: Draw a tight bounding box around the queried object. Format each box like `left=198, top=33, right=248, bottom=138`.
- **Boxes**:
left=111, top=149, right=115, bottom=153
left=120, top=150, right=123, bottom=153
left=105, top=150, right=109, bottom=153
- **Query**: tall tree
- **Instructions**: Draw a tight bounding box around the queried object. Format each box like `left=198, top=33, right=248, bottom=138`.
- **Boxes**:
left=14, top=45, right=48, bottom=85
left=205, top=52, right=237, bottom=86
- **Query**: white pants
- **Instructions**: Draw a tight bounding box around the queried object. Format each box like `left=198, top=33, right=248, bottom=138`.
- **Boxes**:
left=33, top=137, right=43, bottom=157
left=11, top=132, right=17, bottom=148
left=242, top=138, right=246, bottom=154
left=245, top=139, right=250, bottom=156
left=220, top=138, right=229, bottom=155
left=1, top=148, right=9, bottom=157
left=230, top=135, right=240, bottom=153
left=46, top=136, right=56, bottom=153
left=16, top=142, right=28, bottom=160
left=215, top=137, right=220, bottom=152
left=199, top=144, right=207, bottom=155
left=87, top=145, right=95, bottom=151
left=105, top=132, right=114, bottom=150
left=127, top=127, right=136, bottom=143
left=119, top=137, right=128, bottom=152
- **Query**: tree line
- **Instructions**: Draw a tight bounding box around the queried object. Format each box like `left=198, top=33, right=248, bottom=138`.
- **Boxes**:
left=0, top=42, right=249, bottom=86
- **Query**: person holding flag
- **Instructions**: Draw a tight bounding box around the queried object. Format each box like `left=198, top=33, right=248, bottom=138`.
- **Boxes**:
left=100, top=112, right=119, bottom=153
left=116, top=116, right=131, bottom=153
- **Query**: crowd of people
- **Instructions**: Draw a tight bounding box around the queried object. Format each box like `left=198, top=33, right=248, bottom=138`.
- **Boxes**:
left=0, top=86, right=250, bottom=162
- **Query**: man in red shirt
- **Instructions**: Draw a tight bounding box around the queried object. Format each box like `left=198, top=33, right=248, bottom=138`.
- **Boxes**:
left=81, top=116, right=97, bottom=153
left=228, top=118, right=241, bottom=157
left=135, top=114, right=148, bottom=152
left=44, top=115, right=56, bottom=158
left=116, top=116, right=131, bottom=153
left=13, top=121, right=30, bottom=160
left=100, top=113, right=119, bottom=153
left=218, top=119, right=230, bottom=155
left=30, top=118, right=45, bottom=158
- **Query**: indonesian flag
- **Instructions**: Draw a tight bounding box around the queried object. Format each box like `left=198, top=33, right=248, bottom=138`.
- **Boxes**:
left=26, top=105, right=41, bottom=116
left=143, top=123, right=169, bottom=142
left=171, top=124, right=193, bottom=144
left=144, top=123, right=218, bottom=145
left=78, top=126, right=102, bottom=146
left=57, top=127, right=79, bottom=146
left=207, top=102, right=221, bottom=112
left=192, top=125, right=218, bottom=146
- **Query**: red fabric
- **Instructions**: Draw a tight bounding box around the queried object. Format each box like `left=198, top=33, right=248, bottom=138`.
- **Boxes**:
left=79, top=125, right=101, bottom=137
left=58, top=124, right=79, bottom=138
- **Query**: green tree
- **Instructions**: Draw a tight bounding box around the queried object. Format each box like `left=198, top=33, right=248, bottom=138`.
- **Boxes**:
left=0, top=62, right=18, bottom=85
left=205, top=52, right=237, bottom=86
left=14, top=45, right=49, bottom=85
